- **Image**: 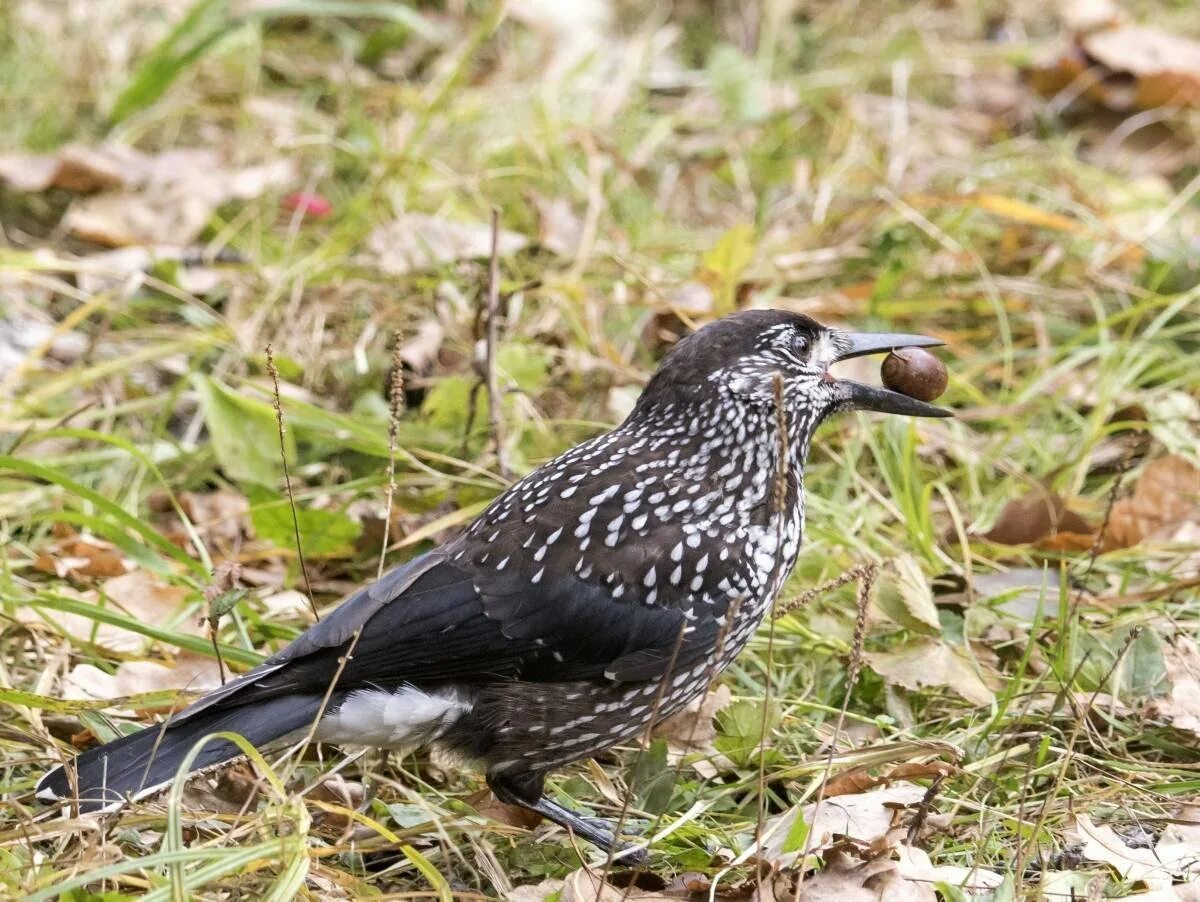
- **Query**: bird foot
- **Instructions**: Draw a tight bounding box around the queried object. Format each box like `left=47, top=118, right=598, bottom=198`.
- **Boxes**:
left=576, top=814, right=649, bottom=837
left=532, top=798, right=649, bottom=865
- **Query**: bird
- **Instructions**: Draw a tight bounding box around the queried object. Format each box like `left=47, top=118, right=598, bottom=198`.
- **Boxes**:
left=36, top=309, right=949, bottom=860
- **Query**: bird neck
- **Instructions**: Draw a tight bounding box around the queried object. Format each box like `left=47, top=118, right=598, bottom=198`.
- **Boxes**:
left=620, top=390, right=813, bottom=526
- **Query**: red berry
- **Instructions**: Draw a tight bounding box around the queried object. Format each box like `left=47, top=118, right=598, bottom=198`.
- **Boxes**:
left=281, top=191, right=333, bottom=219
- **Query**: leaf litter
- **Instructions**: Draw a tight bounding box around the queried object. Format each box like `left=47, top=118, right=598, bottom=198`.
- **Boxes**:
left=0, top=143, right=296, bottom=246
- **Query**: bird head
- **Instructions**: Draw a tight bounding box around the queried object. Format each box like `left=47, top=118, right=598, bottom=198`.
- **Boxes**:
left=635, top=309, right=951, bottom=428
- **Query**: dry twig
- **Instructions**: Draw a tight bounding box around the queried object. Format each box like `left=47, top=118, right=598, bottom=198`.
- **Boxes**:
left=379, top=332, right=407, bottom=580
left=266, top=345, right=319, bottom=622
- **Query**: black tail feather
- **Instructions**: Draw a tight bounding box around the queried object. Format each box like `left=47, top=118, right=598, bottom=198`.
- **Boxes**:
left=37, top=694, right=327, bottom=813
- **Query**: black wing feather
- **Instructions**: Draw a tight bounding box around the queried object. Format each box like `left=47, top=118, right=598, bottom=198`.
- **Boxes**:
left=166, top=544, right=707, bottom=727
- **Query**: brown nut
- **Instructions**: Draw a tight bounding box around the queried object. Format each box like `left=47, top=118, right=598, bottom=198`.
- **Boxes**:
left=881, top=347, right=948, bottom=402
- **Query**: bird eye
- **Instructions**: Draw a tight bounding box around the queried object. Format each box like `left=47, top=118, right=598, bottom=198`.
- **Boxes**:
left=792, top=334, right=808, bottom=356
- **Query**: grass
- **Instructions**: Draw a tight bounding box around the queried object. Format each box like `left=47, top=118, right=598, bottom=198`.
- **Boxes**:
left=2, top=0, right=1200, bottom=897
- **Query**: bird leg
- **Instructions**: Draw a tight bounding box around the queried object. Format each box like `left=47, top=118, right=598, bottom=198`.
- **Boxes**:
left=488, top=772, right=648, bottom=864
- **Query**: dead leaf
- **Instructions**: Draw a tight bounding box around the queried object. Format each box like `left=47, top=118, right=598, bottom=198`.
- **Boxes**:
left=309, top=775, right=366, bottom=836
left=1032, top=25, right=1200, bottom=114
left=532, top=194, right=585, bottom=257
left=261, top=589, right=316, bottom=618
left=872, top=556, right=941, bottom=635
left=1068, top=812, right=1200, bottom=889
left=367, top=213, right=528, bottom=275
left=792, top=851, right=936, bottom=902
left=866, top=640, right=995, bottom=706
left=1061, top=0, right=1124, bottom=33
left=181, top=760, right=261, bottom=814
left=20, top=569, right=203, bottom=653
left=821, top=762, right=958, bottom=800
left=1085, top=27, right=1200, bottom=109
left=1105, top=454, right=1200, bottom=549
left=972, top=568, right=1062, bottom=622
left=66, top=167, right=294, bottom=248
left=467, top=788, right=543, bottom=830
left=653, top=683, right=732, bottom=752
left=977, top=487, right=1094, bottom=548
left=894, top=846, right=1004, bottom=894
left=34, top=147, right=298, bottom=246
left=71, top=245, right=230, bottom=297
left=508, top=879, right=566, bottom=902
left=63, top=652, right=222, bottom=702
left=176, top=490, right=251, bottom=550
left=33, top=532, right=134, bottom=580
left=0, top=144, right=138, bottom=193
left=397, top=319, right=446, bottom=376
left=1146, top=637, right=1200, bottom=738
left=761, top=782, right=927, bottom=869
left=559, top=868, right=677, bottom=901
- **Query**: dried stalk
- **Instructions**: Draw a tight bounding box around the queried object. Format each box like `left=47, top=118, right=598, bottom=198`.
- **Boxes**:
left=265, top=345, right=318, bottom=622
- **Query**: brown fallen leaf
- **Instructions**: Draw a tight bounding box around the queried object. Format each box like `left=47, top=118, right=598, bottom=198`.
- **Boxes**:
left=175, top=489, right=252, bottom=551
left=181, top=760, right=262, bottom=814
left=62, top=652, right=223, bottom=702
left=894, top=846, right=1004, bottom=894
left=644, top=281, right=717, bottom=355
left=559, top=868, right=678, bottom=902
left=34, top=533, right=133, bottom=580
left=2, top=143, right=297, bottom=246
left=308, top=775, right=366, bottom=837
left=19, top=569, right=204, bottom=653
left=790, top=850, right=936, bottom=902
left=871, top=555, right=941, bottom=636
left=0, top=144, right=136, bottom=193
left=977, top=487, right=1094, bottom=549
left=865, top=640, right=995, bottom=706
left=1105, top=454, right=1200, bottom=549
left=466, top=787, right=543, bottom=830
left=367, top=213, right=528, bottom=275
left=1085, top=26, right=1200, bottom=110
left=508, top=879, right=566, bottom=902
left=1146, top=637, right=1200, bottom=739
left=76, top=155, right=293, bottom=247
left=821, top=762, right=959, bottom=800
left=760, top=781, right=928, bottom=870
left=1031, top=22, right=1200, bottom=114
left=1067, top=812, right=1200, bottom=889
left=653, top=683, right=732, bottom=753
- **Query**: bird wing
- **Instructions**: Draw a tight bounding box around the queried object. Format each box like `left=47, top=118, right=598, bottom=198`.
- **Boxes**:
left=170, top=543, right=721, bottom=726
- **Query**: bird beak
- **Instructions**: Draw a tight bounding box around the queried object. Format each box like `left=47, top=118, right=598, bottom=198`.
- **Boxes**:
left=832, top=331, right=952, bottom=418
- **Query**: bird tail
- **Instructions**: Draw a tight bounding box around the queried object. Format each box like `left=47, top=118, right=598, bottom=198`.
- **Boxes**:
left=36, top=694, right=326, bottom=813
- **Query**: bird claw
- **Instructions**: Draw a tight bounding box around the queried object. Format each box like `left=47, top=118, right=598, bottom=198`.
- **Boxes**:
left=575, top=814, right=648, bottom=837
left=606, top=840, right=650, bottom=867
left=531, top=797, right=651, bottom=863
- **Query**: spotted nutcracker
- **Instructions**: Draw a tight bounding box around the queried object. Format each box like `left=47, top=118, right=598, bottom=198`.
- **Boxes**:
left=38, top=310, right=949, bottom=859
